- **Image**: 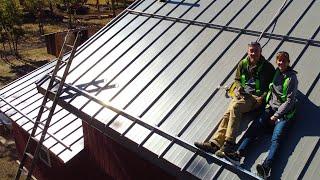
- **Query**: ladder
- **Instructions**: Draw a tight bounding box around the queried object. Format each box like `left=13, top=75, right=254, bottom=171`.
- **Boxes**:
left=15, top=29, right=83, bottom=180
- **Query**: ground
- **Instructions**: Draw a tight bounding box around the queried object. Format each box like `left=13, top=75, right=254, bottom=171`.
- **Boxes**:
left=0, top=2, right=130, bottom=179
left=0, top=126, right=18, bottom=180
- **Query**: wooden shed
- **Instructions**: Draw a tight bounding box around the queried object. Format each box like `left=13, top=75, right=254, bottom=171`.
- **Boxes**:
left=44, top=27, right=100, bottom=57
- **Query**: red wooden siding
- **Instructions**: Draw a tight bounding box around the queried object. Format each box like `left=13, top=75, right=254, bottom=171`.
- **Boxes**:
left=12, top=122, right=111, bottom=180
left=83, top=122, right=175, bottom=180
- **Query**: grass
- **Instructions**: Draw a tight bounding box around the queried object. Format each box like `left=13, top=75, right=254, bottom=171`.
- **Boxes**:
left=86, top=0, right=130, bottom=5
left=0, top=156, right=18, bottom=180
left=0, top=62, right=15, bottom=87
left=20, top=47, right=53, bottom=60
left=0, top=127, right=25, bottom=180
left=0, top=145, right=19, bottom=180
left=0, top=58, right=53, bottom=88
left=0, top=61, right=12, bottom=77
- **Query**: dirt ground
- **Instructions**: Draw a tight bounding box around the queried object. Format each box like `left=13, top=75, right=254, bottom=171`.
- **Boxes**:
left=0, top=125, right=19, bottom=180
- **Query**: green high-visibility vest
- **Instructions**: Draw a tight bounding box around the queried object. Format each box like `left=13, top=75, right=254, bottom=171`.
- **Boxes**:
left=240, top=57, right=264, bottom=95
left=266, top=69, right=296, bottom=119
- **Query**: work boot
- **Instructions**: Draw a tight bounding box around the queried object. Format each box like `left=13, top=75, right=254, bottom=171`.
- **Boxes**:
left=194, top=141, right=219, bottom=154
left=215, top=140, right=236, bottom=158
left=223, top=151, right=242, bottom=166
left=256, top=163, right=271, bottom=179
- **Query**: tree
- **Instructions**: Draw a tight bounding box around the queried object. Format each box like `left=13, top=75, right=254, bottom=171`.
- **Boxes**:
left=59, top=0, right=86, bottom=28
left=0, top=26, right=5, bottom=58
left=23, top=0, right=45, bottom=35
left=0, top=0, right=24, bottom=55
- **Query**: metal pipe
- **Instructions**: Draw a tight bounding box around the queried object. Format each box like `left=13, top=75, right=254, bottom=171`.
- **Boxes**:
left=256, top=0, right=289, bottom=42
left=52, top=80, right=261, bottom=179
left=127, top=9, right=320, bottom=47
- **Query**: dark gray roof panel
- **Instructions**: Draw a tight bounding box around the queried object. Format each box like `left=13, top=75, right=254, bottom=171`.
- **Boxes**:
left=228, top=0, right=270, bottom=28
left=125, top=123, right=151, bottom=144
left=138, top=32, right=238, bottom=123
left=295, top=46, right=320, bottom=93
left=2, top=0, right=319, bottom=179
left=302, top=143, right=320, bottom=180
left=186, top=155, right=223, bottom=180
left=217, top=169, right=241, bottom=180
left=180, top=0, right=218, bottom=22
left=0, top=62, right=54, bottom=95
left=247, top=1, right=284, bottom=32
left=192, top=0, right=231, bottom=23
left=181, top=90, right=230, bottom=142
left=308, top=81, right=319, bottom=106
left=0, top=63, right=84, bottom=163
left=162, top=144, right=194, bottom=168
left=143, top=133, right=171, bottom=155
left=208, top=0, right=250, bottom=26
left=52, top=0, right=318, bottom=178
left=106, top=23, right=201, bottom=104
left=290, top=0, right=320, bottom=40
left=109, top=115, right=133, bottom=134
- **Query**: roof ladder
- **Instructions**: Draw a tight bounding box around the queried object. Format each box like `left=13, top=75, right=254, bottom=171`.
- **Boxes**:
left=15, top=29, right=83, bottom=180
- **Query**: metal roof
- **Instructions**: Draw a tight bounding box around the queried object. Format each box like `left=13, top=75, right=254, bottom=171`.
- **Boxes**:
left=0, top=62, right=84, bottom=163
left=1, top=0, right=319, bottom=179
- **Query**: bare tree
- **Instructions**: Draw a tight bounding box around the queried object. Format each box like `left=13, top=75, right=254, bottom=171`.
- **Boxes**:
left=24, top=0, right=45, bottom=34
left=0, top=0, right=24, bottom=55
left=60, top=0, right=86, bottom=28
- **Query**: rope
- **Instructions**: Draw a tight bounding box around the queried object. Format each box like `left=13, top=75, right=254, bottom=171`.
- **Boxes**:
left=257, top=0, right=289, bottom=48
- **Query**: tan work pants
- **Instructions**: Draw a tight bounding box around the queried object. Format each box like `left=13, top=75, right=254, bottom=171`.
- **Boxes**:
left=209, top=94, right=261, bottom=147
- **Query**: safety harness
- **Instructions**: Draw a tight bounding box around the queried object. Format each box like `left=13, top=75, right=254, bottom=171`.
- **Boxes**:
left=266, top=68, right=296, bottom=119
left=240, top=57, right=264, bottom=96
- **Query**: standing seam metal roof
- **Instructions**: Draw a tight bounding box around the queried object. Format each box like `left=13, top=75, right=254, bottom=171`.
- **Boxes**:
left=1, top=0, right=320, bottom=179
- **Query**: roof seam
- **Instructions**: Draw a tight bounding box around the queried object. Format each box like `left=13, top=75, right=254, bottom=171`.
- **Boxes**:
left=126, top=9, right=320, bottom=47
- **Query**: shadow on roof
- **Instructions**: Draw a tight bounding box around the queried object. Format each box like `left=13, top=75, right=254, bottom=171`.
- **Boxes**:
left=237, top=91, right=320, bottom=179
left=165, top=0, right=200, bottom=7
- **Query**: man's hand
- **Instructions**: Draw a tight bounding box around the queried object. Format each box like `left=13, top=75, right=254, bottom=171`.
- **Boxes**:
left=256, top=96, right=264, bottom=105
left=270, top=115, right=278, bottom=125
left=234, top=87, right=243, bottom=99
left=234, top=88, right=240, bottom=98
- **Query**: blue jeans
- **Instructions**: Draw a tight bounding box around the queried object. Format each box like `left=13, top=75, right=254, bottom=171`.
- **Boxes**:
left=237, top=107, right=291, bottom=168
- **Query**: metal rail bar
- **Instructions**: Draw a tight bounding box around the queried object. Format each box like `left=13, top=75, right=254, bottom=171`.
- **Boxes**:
left=55, top=0, right=146, bottom=76
left=267, top=0, right=317, bottom=61
left=203, top=1, right=316, bottom=178
left=127, top=9, right=320, bottom=47
left=0, top=62, right=55, bottom=101
left=256, top=0, right=289, bottom=42
left=50, top=80, right=261, bottom=179
left=74, top=0, right=193, bottom=128
left=143, top=0, right=292, bottom=177
left=104, top=0, right=195, bottom=102
left=0, top=96, right=72, bottom=150
left=119, top=0, right=209, bottom=137
left=135, top=2, right=233, bottom=150
left=156, top=0, right=255, bottom=160
left=66, top=0, right=157, bottom=77
left=118, top=0, right=233, bottom=119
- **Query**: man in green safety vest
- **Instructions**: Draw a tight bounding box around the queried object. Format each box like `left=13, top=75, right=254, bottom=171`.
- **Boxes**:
left=234, top=51, right=298, bottom=179
left=194, top=42, right=275, bottom=161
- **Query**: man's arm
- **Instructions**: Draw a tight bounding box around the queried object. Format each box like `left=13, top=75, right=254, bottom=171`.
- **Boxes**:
left=257, top=61, right=275, bottom=104
left=234, top=60, right=243, bottom=87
